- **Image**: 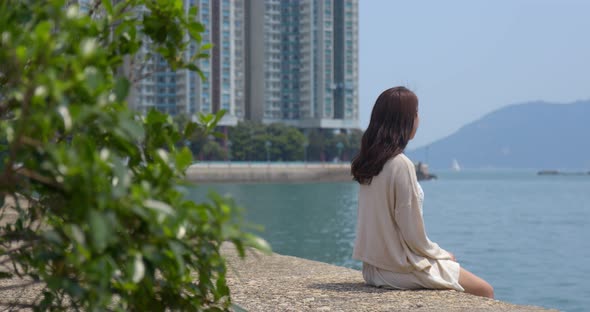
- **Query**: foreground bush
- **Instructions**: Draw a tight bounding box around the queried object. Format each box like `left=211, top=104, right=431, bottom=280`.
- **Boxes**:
left=0, top=0, right=267, bottom=310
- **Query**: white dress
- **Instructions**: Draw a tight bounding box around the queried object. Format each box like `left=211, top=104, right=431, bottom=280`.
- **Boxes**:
left=361, top=182, right=464, bottom=291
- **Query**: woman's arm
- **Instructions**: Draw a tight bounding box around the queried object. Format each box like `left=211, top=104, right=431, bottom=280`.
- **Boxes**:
left=392, top=159, right=454, bottom=260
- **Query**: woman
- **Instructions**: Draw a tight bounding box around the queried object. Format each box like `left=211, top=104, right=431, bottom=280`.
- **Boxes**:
left=351, top=87, right=494, bottom=298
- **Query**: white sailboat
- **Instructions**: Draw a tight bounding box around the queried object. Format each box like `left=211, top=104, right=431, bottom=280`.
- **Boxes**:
left=451, top=159, right=461, bottom=172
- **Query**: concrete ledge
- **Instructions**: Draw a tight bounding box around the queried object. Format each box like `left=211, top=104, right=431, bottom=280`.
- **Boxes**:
left=223, top=245, right=556, bottom=312
left=187, top=163, right=352, bottom=183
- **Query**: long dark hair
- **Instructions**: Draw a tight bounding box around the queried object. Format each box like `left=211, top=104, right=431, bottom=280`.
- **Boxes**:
left=351, top=87, right=418, bottom=184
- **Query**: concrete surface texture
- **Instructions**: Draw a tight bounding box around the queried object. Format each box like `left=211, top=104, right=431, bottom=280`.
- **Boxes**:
left=223, top=245, right=556, bottom=312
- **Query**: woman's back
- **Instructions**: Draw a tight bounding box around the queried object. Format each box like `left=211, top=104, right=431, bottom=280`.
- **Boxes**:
left=353, top=153, right=451, bottom=273
left=353, top=154, right=412, bottom=272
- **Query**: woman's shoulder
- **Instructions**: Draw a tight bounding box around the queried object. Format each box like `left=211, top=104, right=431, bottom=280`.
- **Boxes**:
left=387, top=153, right=414, bottom=170
left=386, top=154, right=418, bottom=190
left=383, top=153, right=416, bottom=179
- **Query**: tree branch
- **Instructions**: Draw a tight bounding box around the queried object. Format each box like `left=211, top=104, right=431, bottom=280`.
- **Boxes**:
left=0, top=243, right=35, bottom=257
left=18, top=136, right=43, bottom=148
left=133, top=71, right=154, bottom=84
left=15, top=167, right=62, bottom=190
left=87, top=0, right=102, bottom=18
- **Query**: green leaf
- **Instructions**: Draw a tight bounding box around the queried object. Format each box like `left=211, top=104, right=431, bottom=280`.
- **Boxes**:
left=88, top=210, right=110, bottom=252
left=184, top=120, right=198, bottom=138
left=113, top=0, right=129, bottom=16
left=84, top=66, right=103, bottom=90
left=215, top=109, right=227, bottom=122
left=196, top=69, right=206, bottom=81
left=188, top=22, right=205, bottom=42
left=102, top=0, right=113, bottom=15
left=241, top=233, right=272, bottom=255
left=175, top=147, right=193, bottom=170
left=119, top=118, right=145, bottom=140
left=198, top=112, right=213, bottom=124
left=34, top=21, right=52, bottom=42
left=143, top=199, right=174, bottom=216
left=15, top=45, right=27, bottom=61
left=188, top=6, right=199, bottom=17
left=146, top=108, right=168, bottom=124
left=168, top=241, right=186, bottom=275
left=200, top=43, right=212, bottom=50
left=114, top=77, right=130, bottom=102
left=215, top=273, right=229, bottom=299
left=187, top=63, right=200, bottom=71
left=173, top=0, right=183, bottom=11
left=189, top=22, right=205, bottom=33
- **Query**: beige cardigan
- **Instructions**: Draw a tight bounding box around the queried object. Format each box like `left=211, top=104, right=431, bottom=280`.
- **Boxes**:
left=353, top=153, right=453, bottom=273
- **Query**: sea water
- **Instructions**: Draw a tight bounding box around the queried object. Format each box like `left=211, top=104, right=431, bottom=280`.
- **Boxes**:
left=188, top=170, right=590, bottom=312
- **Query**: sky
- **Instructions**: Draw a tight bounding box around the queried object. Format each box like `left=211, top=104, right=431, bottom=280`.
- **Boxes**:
left=358, top=0, right=590, bottom=149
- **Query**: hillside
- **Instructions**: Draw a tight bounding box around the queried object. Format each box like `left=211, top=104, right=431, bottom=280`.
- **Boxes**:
left=407, top=100, right=590, bottom=170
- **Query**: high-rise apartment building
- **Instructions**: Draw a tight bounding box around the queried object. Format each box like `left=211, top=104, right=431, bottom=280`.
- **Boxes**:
left=247, top=0, right=358, bottom=129
left=128, top=0, right=358, bottom=129
left=130, top=0, right=245, bottom=126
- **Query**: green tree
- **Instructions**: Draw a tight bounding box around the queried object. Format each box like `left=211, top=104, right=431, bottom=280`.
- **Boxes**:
left=227, top=122, right=266, bottom=161
left=201, top=139, right=227, bottom=161
left=227, top=124, right=247, bottom=161
left=0, top=0, right=267, bottom=310
left=227, top=122, right=306, bottom=162
left=307, top=129, right=331, bottom=161
left=304, top=129, right=363, bottom=162
left=225, top=123, right=362, bottom=163
left=266, top=123, right=305, bottom=161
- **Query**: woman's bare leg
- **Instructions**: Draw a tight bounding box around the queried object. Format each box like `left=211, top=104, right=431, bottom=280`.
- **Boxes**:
left=458, top=267, right=494, bottom=299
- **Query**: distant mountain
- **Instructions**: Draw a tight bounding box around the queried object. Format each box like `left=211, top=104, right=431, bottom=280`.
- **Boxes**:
left=407, top=100, right=590, bottom=170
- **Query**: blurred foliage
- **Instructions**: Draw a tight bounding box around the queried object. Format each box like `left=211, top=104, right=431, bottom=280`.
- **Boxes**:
left=0, top=0, right=268, bottom=310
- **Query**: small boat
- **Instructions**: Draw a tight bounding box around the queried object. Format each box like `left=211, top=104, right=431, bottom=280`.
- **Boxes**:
left=537, top=170, right=559, bottom=176
left=538, top=170, right=590, bottom=176
left=451, top=159, right=461, bottom=172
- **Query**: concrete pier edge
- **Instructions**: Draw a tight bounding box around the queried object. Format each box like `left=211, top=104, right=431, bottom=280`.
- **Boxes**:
left=186, top=163, right=353, bottom=183
left=222, top=245, right=556, bottom=312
